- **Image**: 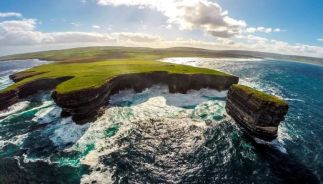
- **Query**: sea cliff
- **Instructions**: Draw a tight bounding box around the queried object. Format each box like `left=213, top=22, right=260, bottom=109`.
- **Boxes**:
left=1, top=71, right=239, bottom=123
left=53, top=72, right=239, bottom=123
left=225, top=84, right=289, bottom=140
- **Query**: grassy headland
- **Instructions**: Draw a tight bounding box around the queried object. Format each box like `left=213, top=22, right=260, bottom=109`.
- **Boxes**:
left=0, top=47, right=232, bottom=94
left=1, top=46, right=322, bottom=65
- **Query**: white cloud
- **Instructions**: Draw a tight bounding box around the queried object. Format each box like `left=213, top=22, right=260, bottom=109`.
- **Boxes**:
left=0, top=12, right=22, bottom=18
left=232, top=35, right=323, bottom=57
left=0, top=19, right=115, bottom=46
left=0, top=19, right=36, bottom=31
left=92, top=25, right=101, bottom=29
left=0, top=15, right=323, bottom=58
left=96, top=0, right=246, bottom=38
left=0, top=19, right=161, bottom=46
left=111, top=32, right=161, bottom=42
left=274, top=28, right=283, bottom=32
left=318, top=38, right=323, bottom=42
left=71, top=22, right=82, bottom=27
left=245, top=27, right=284, bottom=33
left=46, top=32, right=114, bottom=43
left=0, top=19, right=47, bottom=45
left=96, top=0, right=289, bottom=38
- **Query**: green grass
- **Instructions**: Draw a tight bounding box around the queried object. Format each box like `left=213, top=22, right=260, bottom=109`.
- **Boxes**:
left=0, top=48, right=232, bottom=95
left=232, top=84, right=288, bottom=106
left=0, top=47, right=221, bottom=63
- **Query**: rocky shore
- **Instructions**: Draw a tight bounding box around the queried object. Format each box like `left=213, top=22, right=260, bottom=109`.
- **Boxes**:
left=52, top=72, right=239, bottom=123
left=0, top=71, right=239, bottom=123
left=0, top=70, right=289, bottom=141
left=225, top=84, right=289, bottom=140
left=0, top=76, right=72, bottom=111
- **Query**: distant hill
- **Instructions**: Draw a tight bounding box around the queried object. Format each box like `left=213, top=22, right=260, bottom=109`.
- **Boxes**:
left=0, top=46, right=322, bottom=66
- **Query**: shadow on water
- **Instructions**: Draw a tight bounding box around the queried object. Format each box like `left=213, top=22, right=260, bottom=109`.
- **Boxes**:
left=0, top=157, right=90, bottom=184
left=246, top=135, right=320, bottom=184
left=0, top=91, right=91, bottom=184
left=1, top=84, right=320, bottom=183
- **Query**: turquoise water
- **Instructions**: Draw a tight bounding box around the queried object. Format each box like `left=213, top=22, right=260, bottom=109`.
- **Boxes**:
left=0, top=59, right=322, bottom=183
left=218, top=60, right=323, bottom=181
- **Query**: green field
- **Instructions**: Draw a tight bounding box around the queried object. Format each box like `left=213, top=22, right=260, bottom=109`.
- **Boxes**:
left=0, top=47, right=231, bottom=94
left=231, top=84, right=288, bottom=106
left=1, top=46, right=322, bottom=65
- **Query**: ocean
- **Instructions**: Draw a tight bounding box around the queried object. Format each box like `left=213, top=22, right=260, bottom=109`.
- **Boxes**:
left=0, top=58, right=322, bottom=183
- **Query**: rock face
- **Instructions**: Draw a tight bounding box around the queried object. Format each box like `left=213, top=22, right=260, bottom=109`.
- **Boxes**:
left=0, top=76, right=73, bottom=111
left=0, top=90, right=19, bottom=110
left=1, top=71, right=238, bottom=123
left=9, top=71, right=46, bottom=83
left=52, top=72, right=239, bottom=123
left=225, top=84, right=288, bottom=141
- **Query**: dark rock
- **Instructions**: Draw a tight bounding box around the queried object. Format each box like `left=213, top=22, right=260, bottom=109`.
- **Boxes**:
left=0, top=89, right=19, bottom=110
left=0, top=76, right=73, bottom=111
left=225, top=84, right=288, bottom=141
left=52, top=72, right=239, bottom=123
left=1, top=71, right=238, bottom=123
left=17, top=76, right=73, bottom=98
left=9, top=71, right=46, bottom=82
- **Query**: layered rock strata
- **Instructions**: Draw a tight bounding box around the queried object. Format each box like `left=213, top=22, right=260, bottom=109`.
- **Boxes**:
left=225, top=84, right=288, bottom=141
left=0, top=76, right=73, bottom=111
left=9, top=71, right=46, bottom=82
left=1, top=71, right=239, bottom=123
left=52, top=72, right=239, bottom=123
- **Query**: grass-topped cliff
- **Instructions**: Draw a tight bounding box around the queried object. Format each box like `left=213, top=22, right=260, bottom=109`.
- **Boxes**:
left=0, top=47, right=232, bottom=95
left=231, top=84, right=288, bottom=106
left=0, top=47, right=241, bottom=122
left=4, top=60, right=230, bottom=94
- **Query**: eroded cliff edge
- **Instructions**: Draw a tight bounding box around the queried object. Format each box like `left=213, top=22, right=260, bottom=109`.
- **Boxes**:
left=0, top=71, right=239, bottom=123
left=53, top=72, right=239, bottom=123
left=1, top=70, right=289, bottom=141
left=226, top=84, right=289, bottom=141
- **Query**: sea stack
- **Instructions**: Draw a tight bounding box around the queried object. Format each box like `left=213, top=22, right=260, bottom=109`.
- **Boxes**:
left=225, top=84, right=288, bottom=141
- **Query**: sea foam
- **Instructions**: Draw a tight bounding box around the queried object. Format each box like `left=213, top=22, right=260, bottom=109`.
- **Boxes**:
left=75, top=86, right=229, bottom=183
left=0, top=101, right=30, bottom=119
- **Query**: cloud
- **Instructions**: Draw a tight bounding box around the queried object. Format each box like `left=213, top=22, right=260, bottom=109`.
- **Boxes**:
left=96, top=0, right=289, bottom=38
left=96, top=0, right=246, bottom=38
left=0, top=19, right=47, bottom=45
left=232, top=35, right=323, bottom=57
left=0, top=12, right=22, bottom=18
left=71, top=22, right=82, bottom=27
left=92, top=25, right=101, bottom=29
left=0, top=19, right=160, bottom=46
left=318, top=38, right=323, bottom=42
left=111, top=32, right=161, bottom=43
left=1, top=15, right=323, bottom=58
left=0, top=19, right=36, bottom=31
left=46, top=32, right=114, bottom=43
left=0, top=19, right=114, bottom=46
left=245, top=27, right=284, bottom=33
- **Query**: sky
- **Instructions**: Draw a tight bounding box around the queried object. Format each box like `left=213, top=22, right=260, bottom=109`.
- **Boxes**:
left=0, top=0, right=323, bottom=57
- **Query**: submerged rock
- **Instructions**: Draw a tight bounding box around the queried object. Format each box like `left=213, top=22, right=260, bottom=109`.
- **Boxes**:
left=225, top=84, right=288, bottom=141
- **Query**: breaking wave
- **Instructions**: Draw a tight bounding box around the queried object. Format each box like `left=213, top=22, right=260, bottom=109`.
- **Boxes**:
left=1, top=58, right=322, bottom=183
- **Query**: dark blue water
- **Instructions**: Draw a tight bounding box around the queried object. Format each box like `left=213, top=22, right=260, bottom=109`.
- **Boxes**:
left=0, top=59, right=322, bottom=183
left=0, top=59, right=50, bottom=90
left=210, top=60, right=323, bottom=181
